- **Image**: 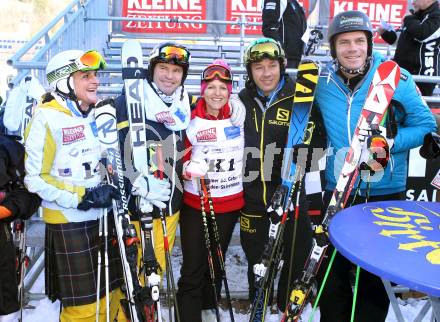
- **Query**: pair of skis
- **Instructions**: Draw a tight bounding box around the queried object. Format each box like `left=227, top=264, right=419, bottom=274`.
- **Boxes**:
left=95, top=101, right=153, bottom=322
left=248, top=31, right=325, bottom=321
left=122, top=39, right=181, bottom=322
left=122, top=38, right=167, bottom=322
left=281, top=61, right=401, bottom=321
left=95, top=39, right=181, bottom=321
left=197, top=178, right=235, bottom=322
left=248, top=60, right=320, bottom=322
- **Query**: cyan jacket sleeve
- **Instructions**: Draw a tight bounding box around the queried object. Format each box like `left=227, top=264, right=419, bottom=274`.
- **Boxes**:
left=24, top=110, right=85, bottom=209
left=392, top=71, right=437, bottom=153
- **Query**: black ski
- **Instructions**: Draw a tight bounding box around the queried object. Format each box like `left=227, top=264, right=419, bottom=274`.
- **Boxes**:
left=95, top=100, right=151, bottom=322
left=248, top=60, right=319, bottom=322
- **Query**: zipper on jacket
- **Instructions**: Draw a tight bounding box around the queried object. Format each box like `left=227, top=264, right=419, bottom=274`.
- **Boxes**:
left=260, top=94, right=293, bottom=206
left=330, top=76, right=360, bottom=145
left=260, top=110, right=267, bottom=206
left=347, top=95, right=353, bottom=144
left=253, top=107, right=259, bottom=133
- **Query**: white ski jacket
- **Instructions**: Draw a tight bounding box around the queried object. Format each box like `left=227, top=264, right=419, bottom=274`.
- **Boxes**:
left=24, top=93, right=103, bottom=224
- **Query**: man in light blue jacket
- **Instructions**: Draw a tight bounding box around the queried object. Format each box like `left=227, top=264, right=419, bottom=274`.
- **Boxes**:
left=314, top=10, right=437, bottom=322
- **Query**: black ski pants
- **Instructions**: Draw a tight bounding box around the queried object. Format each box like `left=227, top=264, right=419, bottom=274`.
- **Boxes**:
left=176, top=204, right=239, bottom=322
left=318, top=191, right=404, bottom=322
left=240, top=206, right=313, bottom=312
left=0, top=223, right=19, bottom=315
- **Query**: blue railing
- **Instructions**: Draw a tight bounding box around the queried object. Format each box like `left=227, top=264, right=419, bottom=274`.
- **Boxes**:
left=7, top=0, right=108, bottom=88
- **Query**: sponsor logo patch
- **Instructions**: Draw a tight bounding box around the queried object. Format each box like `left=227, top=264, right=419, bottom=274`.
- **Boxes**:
left=196, top=127, right=217, bottom=142
left=58, top=168, right=72, bottom=177
left=62, top=125, right=85, bottom=144
left=431, top=169, right=440, bottom=189
left=224, top=126, right=240, bottom=140
left=174, top=108, right=186, bottom=123
left=155, top=111, right=176, bottom=125
left=276, top=108, right=290, bottom=122
left=240, top=216, right=256, bottom=233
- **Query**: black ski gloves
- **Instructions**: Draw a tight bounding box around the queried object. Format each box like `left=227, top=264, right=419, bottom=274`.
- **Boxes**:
left=1, top=189, right=41, bottom=221
left=420, top=132, right=440, bottom=160
left=77, top=184, right=120, bottom=211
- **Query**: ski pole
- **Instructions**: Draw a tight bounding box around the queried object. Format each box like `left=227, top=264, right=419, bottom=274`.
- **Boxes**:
left=285, top=177, right=302, bottom=310
left=14, top=219, right=29, bottom=322
left=95, top=208, right=110, bottom=322
left=200, top=177, right=235, bottom=322
left=152, top=143, right=180, bottom=322
left=95, top=213, right=103, bottom=322
left=198, top=179, right=221, bottom=322
left=103, top=208, right=110, bottom=322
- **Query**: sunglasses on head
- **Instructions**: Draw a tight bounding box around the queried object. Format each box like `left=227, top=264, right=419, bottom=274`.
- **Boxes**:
left=247, top=42, right=283, bottom=63
left=157, top=45, right=190, bottom=64
left=202, top=65, right=232, bottom=82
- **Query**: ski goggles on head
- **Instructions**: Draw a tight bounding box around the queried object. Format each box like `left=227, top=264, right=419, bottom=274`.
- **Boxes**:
left=46, top=50, right=106, bottom=84
left=75, top=50, right=107, bottom=71
left=202, top=65, right=232, bottom=82
left=246, top=41, right=283, bottom=64
left=157, top=45, right=190, bottom=65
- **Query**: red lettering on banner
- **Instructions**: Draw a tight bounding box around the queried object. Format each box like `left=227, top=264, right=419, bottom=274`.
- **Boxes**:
left=122, top=0, right=207, bottom=33
left=330, top=0, right=407, bottom=43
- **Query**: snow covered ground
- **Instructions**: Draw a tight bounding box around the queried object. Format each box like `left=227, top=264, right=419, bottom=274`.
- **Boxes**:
left=22, top=245, right=434, bottom=322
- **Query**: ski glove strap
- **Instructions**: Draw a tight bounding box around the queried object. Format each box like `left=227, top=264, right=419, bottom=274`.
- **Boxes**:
left=229, top=93, right=246, bottom=127
left=77, top=184, right=120, bottom=211
left=132, top=174, right=171, bottom=209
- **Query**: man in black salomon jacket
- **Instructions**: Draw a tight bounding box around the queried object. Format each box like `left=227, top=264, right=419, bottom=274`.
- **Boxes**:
left=378, top=0, right=440, bottom=96
left=262, top=0, right=307, bottom=68
left=238, top=38, right=325, bottom=313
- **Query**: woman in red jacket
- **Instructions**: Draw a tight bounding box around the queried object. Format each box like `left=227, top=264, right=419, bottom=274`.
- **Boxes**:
left=176, top=59, right=244, bottom=321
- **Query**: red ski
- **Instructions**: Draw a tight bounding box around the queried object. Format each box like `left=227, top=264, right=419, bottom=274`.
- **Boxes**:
left=281, top=60, right=401, bottom=321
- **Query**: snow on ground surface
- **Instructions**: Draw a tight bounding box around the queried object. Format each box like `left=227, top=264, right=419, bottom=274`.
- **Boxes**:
left=22, top=245, right=433, bottom=321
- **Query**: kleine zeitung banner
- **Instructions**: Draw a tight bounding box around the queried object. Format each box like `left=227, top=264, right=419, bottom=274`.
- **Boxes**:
left=330, top=0, right=408, bottom=43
